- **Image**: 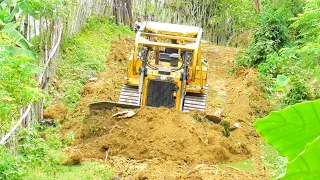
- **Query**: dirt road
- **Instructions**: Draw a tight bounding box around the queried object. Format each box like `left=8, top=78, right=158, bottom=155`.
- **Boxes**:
left=59, top=39, right=270, bottom=179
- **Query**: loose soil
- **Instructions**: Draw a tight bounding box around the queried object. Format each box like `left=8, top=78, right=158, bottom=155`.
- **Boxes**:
left=59, top=39, right=270, bottom=179
left=43, top=103, right=68, bottom=121
left=108, top=38, right=135, bottom=62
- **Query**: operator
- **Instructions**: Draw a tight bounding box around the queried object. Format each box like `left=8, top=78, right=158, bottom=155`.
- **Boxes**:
left=134, top=17, right=143, bottom=32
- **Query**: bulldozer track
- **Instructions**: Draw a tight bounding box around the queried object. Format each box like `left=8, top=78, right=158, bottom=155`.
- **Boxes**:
left=118, top=84, right=208, bottom=112
left=182, top=84, right=208, bottom=112
left=118, top=85, right=140, bottom=106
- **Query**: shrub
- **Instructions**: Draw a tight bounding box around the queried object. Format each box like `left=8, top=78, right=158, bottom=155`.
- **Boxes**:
left=0, top=146, right=25, bottom=180
left=236, top=1, right=304, bottom=67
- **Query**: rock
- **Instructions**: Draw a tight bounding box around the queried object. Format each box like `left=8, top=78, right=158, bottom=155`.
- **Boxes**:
left=230, top=122, right=241, bottom=131
left=214, top=109, right=226, bottom=117
left=88, top=75, right=98, bottom=82
left=233, top=122, right=241, bottom=128
left=205, top=114, right=222, bottom=124
left=40, top=118, right=56, bottom=127
left=111, top=177, right=121, bottom=180
left=112, top=110, right=136, bottom=119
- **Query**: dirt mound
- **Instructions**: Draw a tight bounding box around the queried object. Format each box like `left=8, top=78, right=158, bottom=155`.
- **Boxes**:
left=108, top=38, right=134, bottom=62
left=43, top=103, right=67, bottom=120
left=201, top=43, right=269, bottom=123
left=74, top=108, right=250, bottom=165
left=59, top=39, right=270, bottom=179
left=226, top=69, right=270, bottom=123
left=62, top=148, right=83, bottom=165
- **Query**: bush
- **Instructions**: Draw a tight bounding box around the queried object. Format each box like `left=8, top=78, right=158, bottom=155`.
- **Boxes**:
left=237, top=1, right=318, bottom=108
left=281, top=80, right=311, bottom=107
left=236, top=1, right=304, bottom=67
left=18, top=128, right=48, bottom=164
left=0, top=146, right=25, bottom=180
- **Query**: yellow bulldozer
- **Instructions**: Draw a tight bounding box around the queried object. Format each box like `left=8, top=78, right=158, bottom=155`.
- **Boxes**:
left=90, top=22, right=208, bottom=112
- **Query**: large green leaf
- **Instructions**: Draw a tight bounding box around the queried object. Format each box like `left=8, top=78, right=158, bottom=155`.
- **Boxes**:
left=4, top=4, right=19, bottom=23
left=279, top=136, right=320, bottom=179
left=1, top=45, right=36, bottom=59
left=1, top=21, right=17, bottom=30
left=253, top=100, right=320, bottom=161
left=3, top=0, right=16, bottom=6
left=1, top=22, right=32, bottom=50
left=277, top=74, right=290, bottom=87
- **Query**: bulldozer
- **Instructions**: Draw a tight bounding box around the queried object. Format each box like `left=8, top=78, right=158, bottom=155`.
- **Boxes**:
left=90, top=22, right=208, bottom=112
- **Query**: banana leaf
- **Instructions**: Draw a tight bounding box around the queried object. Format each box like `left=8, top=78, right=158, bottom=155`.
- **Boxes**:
left=4, top=4, right=19, bottom=23
left=1, top=22, right=32, bottom=50
left=1, top=45, right=36, bottom=59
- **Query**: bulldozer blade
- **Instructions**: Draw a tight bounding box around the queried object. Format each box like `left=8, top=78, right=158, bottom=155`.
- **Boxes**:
left=89, top=101, right=141, bottom=110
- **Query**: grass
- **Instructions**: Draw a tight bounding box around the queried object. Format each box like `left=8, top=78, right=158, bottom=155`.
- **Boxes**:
left=222, top=158, right=254, bottom=174
left=24, top=161, right=113, bottom=180
left=259, top=141, right=287, bottom=178
left=57, top=16, right=134, bottom=109
left=19, top=126, right=114, bottom=180
left=216, top=143, right=286, bottom=178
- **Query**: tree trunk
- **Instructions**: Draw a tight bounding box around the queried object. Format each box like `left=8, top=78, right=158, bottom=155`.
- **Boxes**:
left=113, top=0, right=119, bottom=24
left=154, top=0, right=158, bottom=21
left=126, top=0, right=133, bottom=27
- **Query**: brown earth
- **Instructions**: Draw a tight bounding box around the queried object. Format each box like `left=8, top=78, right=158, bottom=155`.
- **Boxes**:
left=108, top=38, right=135, bottom=62
left=43, top=103, right=68, bottom=121
left=62, top=148, right=83, bottom=165
left=77, top=108, right=250, bottom=163
left=60, top=39, right=270, bottom=179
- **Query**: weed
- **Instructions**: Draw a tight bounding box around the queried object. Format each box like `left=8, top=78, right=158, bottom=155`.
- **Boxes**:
left=65, top=132, right=75, bottom=146
left=89, top=125, right=97, bottom=134
left=0, top=146, right=25, bottom=180
left=220, top=120, right=231, bottom=137
left=18, top=128, right=48, bottom=164
left=281, top=81, right=310, bottom=107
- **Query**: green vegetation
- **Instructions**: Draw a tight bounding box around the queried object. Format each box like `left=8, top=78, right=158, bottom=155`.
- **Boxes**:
left=57, top=17, right=133, bottom=108
left=1, top=0, right=319, bottom=179
left=132, top=0, right=257, bottom=45
left=259, top=141, right=287, bottom=177
left=0, top=0, right=76, bottom=132
left=24, top=161, right=113, bottom=180
left=0, top=1, right=41, bottom=131
left=254, top=100, right=320, bottom=179
left=0, top=147, right=25, bottom=180
left=0, top=126, right=113, bottom=180
left=236, top=2, right=320, bottom=179
left=237, top=0, right=320, bottom=108
left=1, top=13, right=132, bottom=179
